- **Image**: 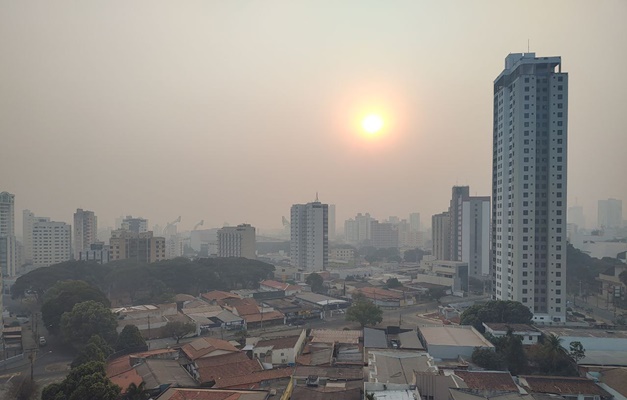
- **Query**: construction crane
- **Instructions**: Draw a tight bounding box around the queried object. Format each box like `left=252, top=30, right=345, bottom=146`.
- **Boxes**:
left=282, top=216, right=290, bottom=229
left=163, top=216, right=181, bottom=237
left=193, top=220, right=204, bottom=231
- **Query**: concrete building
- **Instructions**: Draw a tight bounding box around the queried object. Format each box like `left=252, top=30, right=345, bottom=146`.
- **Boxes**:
left=329, top=247, right=355, bottom=262
left=598, top=198, right=622, bottom=229
left=0, top=192, right=15, bottom=237
left=344, top=212, right=374, bottom=245
left=492, top=53, right=568, bottom=323
left=483, top=323, right=541, bottom=345
left=73, top=208, right=97, bottom=260
left=121, top=216, right=148, bottom=233
left=0, top=192, right=18, bottom=281
left=248, top=330, right=306, bottom=366
left=109, top=230, right=166, bottom=263
left=418, top=258, right=469, bottom=293
left=290, top=199, right=328, bottom=271
left=79, top=242, right=111, bottom=264
left=410, top=212, right=421, bottom=233
left=450, top=186, right=470, bottom=260
left=461, top=196, right=491, bottom=277
left=32, top=219, right=72, bottom=267
left=22, top=209, right=37, bottom=264
left=432, top=212, right=451, bottom=260
left=328, top=204, right=336, bottom=241
left=371, top=221, right=399, bottom=249
left=217, top=224, right=256, bottom=259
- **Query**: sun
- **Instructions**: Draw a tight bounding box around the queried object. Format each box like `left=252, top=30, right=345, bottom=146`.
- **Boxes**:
left=362, top=114, right=384, bottom=134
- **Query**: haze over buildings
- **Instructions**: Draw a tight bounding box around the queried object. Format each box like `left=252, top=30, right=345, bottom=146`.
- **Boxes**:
left=1, top=2, right=625, bottom=233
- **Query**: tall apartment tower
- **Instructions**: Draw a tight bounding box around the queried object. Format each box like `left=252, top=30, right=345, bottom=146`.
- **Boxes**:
left=597, top=199, right=622, bottom=229
left=121, top=216, right=148, bottom=233
left=328, top=204, right=336, bottom=241
left=409, top=213, right=421, bottom=232
left=0, top=193, right=18, bottom=276
left=217, top=224, right=256, bottom=259
left=449, top=186, right=470, bottom=260
left=74, top=208, right=98, bottom=260
left=290, top=199, right=328, bottom=271
left=32, top=219, right=72, bottom=267
left=432, top=212, right=451, bottom=260
left=492, top=53, right=568, bottom=323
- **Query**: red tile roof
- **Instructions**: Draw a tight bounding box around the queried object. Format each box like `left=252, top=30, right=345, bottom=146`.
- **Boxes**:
left=158, top=387, right=269, bottom=400
left=520, top=376, right=611, bottom=397
left=220, top=298, right=260, bottom=316
left=255, top=335, right=301, bottom=350
left=260, top=280, right=289, bottom=290
left=358, top=287, right=403, bottom=300
left=195, top=352, right=250, bottom=368
left=202, top=291, right=241, bottom=302
left=181, top=337, right=239, bottom=361
left=244, top=311, right=284, bottom=324
left=106, top=356, right=142, bottom=393
left=214, top=367, right=294, bottom=389
left=198, top=358, right=263, bottom=384
left=454, top=370, right=518, bottom=392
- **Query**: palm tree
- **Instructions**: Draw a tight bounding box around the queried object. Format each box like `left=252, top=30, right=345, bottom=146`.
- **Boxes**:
left=365, top=392, right=376, bottom=400
left=543, top=334, right=566, bottom=372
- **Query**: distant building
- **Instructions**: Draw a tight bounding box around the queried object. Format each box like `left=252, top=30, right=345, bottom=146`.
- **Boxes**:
left=371, top=221, right=399, bottom=249
left=73, top=208, right=97, bottom=260
left=432, top=212, right=450, bottom=260
left=0, top=192, right=15, bottom=237
left=409, top=212, right=421, bottom=232
left=329, top=247, right=355, bottom=262
left=0, top=192, right=18, bottom=281
left=217, top=224, right=256, bottom=259
left=344, top=213, right=373, bottom=245
left=290, top=199, right=328, bottom=271
left=449, top=186, right=469, bottom=260
left=32, top=219, right=72, bottom=267
left=121, top=216, right=148, bottom=233
left=109, top=230, right=166, bottom=263
left=79, top=242, right=110, bottom=264
left=598, top=198, right=622, bottom=229
left=568, top=205, right=585, bottom=229
left=328, top=204, right=336, bottom=241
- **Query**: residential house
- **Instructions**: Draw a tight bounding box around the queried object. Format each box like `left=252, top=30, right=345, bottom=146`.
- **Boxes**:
left=248, top=330, right=306, bottom=366
left=518, top=376, right=612, bottom=400
left=483, top=323, right=541, bottom=345
left=259, top=279, right=302, bottom=296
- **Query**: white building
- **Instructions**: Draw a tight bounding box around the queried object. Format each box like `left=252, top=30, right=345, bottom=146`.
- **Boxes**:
left=461, top=196, right=491, bottom=277
left=492, top=53, right=568, bottom=323
left=0, top=192, right=19, bottom=279
left=32, top=219, right=72, bottom=267
left=598, top=198, right=622, bottom=229
left=328, top=204, right=336, bottom=241
left=73, top=208, right=97, bottom=260
left=121, top=216, right=148, bottom=233
left=290, top=199, right=328, bottom=271
left=344, top=212, right=374, bottom=245
left=217, top=224, right=256, bottom=259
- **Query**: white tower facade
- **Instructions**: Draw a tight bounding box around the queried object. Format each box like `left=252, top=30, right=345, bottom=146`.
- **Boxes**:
left=290, top=200, right=328, bottom=271
left=74, top=208, right=98, bottom=260
left=492, top=53, right=568, bottom=323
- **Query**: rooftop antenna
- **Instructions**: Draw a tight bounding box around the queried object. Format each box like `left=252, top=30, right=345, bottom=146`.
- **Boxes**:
left=527, top=39, right=530, bottom=53
left=315, top=192, right=319, bottom=202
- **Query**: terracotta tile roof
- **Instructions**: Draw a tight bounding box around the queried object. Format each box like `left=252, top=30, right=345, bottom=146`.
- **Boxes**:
left=243, top=311, right=284, bottom=323
left=181, top=337, right=239, bottom=361
left=454, top=370, right=518, bottom=392
left=202, top=291, right=241, bottom=302
left=310, top=329, right=362, bottom=344
left=255, top=335, right=301, bottom=350
left=294, top=366, right=364, bottom=380
left=107, top=355, right=133, bottom=377
left=598, top=368, right=627, bottom=398
left=110, top=368, right=143, bottom=394
left=195, top=352, right=250, bottom=368
left=260, top=280, right=289, bottom=290
left=158, top=388, right=269, bottom=400
left=106, top=356, right=142, bottom=393
left=214, top=367, right=294, bottom=389
left=358, top=287, right=403, bottom=300
left=198, top=358, right=263, bottom=384
left=291, top=386, right=361, bottom=400
left=520, top=376, right=611, bottom=397
left=219, top=298, right=260, bottom=316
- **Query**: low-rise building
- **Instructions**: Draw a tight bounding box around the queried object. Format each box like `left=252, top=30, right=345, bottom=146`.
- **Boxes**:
left=518, top=376, right=612, bottom=400
left=367, top=350, right=437, bottom=384
left=355, top=287, right=406, bottom=308
left=539, top=326, right=627, bottom=366
left=483, top=323, right=541, bottom=345
left=248, top=330, right=306, bottom=366
left=418, top=325, right=494, bottom=360
left=112, top=303, right=179, bottom=335
left=259, top=279, right=302, bottom=296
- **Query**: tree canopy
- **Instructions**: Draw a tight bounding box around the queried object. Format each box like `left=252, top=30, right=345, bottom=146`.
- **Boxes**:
left=163, top=321, right=196, bottom=344
left=345, top=294, right=383, bottom=327
left=42, top=361, right=120, bottom=400
left=60, top=301, right=118, bottom=347
left=526, top=334, right=579, bottom=376
left=386, top=278, right=402, bottom=288
left=306, top=273, right=324, bottom=293
left=116, top=324, right=147, bottom=352
left=41, top=280, right=110, bottom=334
left=12, top=257, right=275, bottom=305
left=460, top=301, right=533, bottom=332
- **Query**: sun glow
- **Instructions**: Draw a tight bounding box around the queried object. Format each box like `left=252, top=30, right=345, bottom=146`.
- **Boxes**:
left=362, top=114, right=384, bottom=134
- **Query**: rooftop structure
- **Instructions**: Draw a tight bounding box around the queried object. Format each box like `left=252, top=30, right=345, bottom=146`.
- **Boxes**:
left=367, top=350, right=436, bottom=384
left=418, top=325, right=494, bottom=360
left=310, top=329, right=361, bottom=344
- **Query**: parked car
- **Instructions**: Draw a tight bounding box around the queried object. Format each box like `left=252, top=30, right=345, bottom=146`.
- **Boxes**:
left=39, top=336, right=47, bottom=346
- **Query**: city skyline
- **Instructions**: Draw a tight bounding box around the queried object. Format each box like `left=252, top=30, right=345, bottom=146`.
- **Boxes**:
left=1, top=2, right=626, bottom=232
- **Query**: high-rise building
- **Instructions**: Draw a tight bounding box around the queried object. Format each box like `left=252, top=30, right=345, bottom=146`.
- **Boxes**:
left=409, top=213, right=421, bottom=233
left=461, top=196, right=491, bottom=277
left=0, top=192, right=15, bottom=237
left=449, top=186, right=470, bottom=260
left=492, top=53, right=568, bottom=323
left=328, top=204, right=336, bottom=241
left=32, top=219, right=72, bottom=267
left=121, top=216, right=148, bottom=233
left=344, top=212, right=374, bottom=245
left=432, top=212, right=451, bottom=260
left=598, top=199, right=622, bottom=229
left=1, top=192, right=19, bottom=277
left=371, top=221, right=399, bottom=249
left=568, top=205, right=585, bottom=229
left=109, top=230, right=165, bottom=263
left=79, top=242, right=110, bottom=264
left=217, top=224, right=256, bottom=259
left=73, top=208, right=98, bottom=260
left=22, top=210, right=36, bottom=264
left=290, top=199, right=328, bottom=271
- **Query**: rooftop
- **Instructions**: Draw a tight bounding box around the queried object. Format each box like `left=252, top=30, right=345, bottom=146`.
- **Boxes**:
left=213, top=367, right=294, bottom=389
left=136, top=359, right=197, bottom=389
left=255, top=335, right=302, bottom=350
left=290, top=386, right=361, bottom=400
left=296, top=292, right=348, bottom=306
left=538, top=326, right=627, bottom=339
left=156, top=388, right=270, bottom=400
left=397, top=331, right=425, bottom=350
left=518, top=376, right=611, bottom=398
left=202, top=290, right=241, bottom=302
left=358, top=287, right=404, bottom=300
left=311, top=329, right=361, bottom=344
left=483, top=323, right=539, bottom=333
left=181, top=337, right=239, bottom=361
left=364, top=327, right=388, bottom=348
left=453, top=370, right=518, bottom=392
left=419, top=325, right=494, bottom=348
left=293, top=366, right=363, bottom=380
left=198, top=358, right=263, bottom=385
left=369, top=351, right=436, bottom=384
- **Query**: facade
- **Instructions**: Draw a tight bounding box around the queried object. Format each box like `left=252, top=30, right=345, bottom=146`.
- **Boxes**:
left=121, top=216, right=148, bottom=233
left=73, top=208, right=97, bottom=260
left=328, top=204, right=336, bottom=241
left=22, top=209, right=36, bottom=264
left=109, top=230, right=166, bottom=263
left=449, top=186, right=470, bottom=260
left=461, top=196, right=491, bottom=277
left=598, top=198, right=622, bottom=229
left=217, top=224, right=256, bottom=259
left=0, top=192, right=18, bottom=280
left=0, top=192, right=15, bottom=237
left=329, top=247, right=355, bottom=262
left=79, top=242, right=111, bottom=264
left=410, top=212, right=421, bottom=232
left=32, top=219, right=72, bottom=267
left=370, top=221, right=399, bottom=249
left=432, top=212, right=451, bottom=260
left=344, top=212, right=373, bottom=245
left=492, top=53, right=568, bottom=322
left=290, top=200, right=328, bottom=271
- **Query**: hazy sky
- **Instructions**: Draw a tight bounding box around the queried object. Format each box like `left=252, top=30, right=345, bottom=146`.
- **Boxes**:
left=1, top=1, right=626, bottom=234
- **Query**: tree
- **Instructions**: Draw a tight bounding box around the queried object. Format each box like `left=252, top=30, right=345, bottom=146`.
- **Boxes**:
left=71, top=335, right=114, bottom=369
left=527, top=334, right=578, bottom=376
left=41, top=361, right=120, bottom=400
left=386, top=278, right=402, bottom=288
left=471, top=348, right=505, bottom=370
left=41, top=280, right=110, bottom=334
left=124, top=382, right=150, bottom=400
left=60, top=300, right=118, bottom=348
left=345, top=296, right=383, bottom=328
left=490, top=329, right=527, bottom=375
left=306, top=273, right=324, bottom=293
left=116, top=325, right=147, bottom=352
left=569, top=341, right=586, bottom=363
left=404, top=248, right=426, bottom=263
left=460, top=301, right=533, bottom=333
left=163, top=321, right=196, bottom=344
left=234, top=329, right=249, bottom=346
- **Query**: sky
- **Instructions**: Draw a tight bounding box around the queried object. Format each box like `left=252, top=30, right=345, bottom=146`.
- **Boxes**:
left=1, top=1, right=626, bottom=235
